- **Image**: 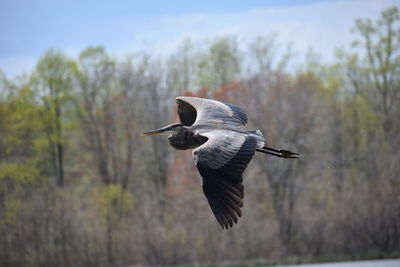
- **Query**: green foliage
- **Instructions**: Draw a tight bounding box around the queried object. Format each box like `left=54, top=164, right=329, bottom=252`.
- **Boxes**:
left=0, top=86, right=45, bottom=185
left=2, top=197, right=23, bottom=225
left=94, top=184, right=134, bottom=221
left=29, top=49, right=78, bottom=187
left=342, top=94, right=385, bottom=156
left=0, top=160, right=40, bottom=184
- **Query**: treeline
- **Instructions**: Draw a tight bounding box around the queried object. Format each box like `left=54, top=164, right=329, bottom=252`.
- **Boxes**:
left=0, top=7, right=399, bottom=267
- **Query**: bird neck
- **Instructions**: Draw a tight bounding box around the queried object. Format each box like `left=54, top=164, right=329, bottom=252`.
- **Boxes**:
left=168, top=127, right=205, bottom=150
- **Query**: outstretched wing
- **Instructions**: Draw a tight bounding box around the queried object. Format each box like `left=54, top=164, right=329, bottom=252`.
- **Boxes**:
left=176, top=96, right=248, bottom=127
left=192, top=130, right=257, bottom=229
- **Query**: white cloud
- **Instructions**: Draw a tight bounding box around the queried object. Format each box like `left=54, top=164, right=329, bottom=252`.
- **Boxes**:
left=138, top=0, right=398, bottom=61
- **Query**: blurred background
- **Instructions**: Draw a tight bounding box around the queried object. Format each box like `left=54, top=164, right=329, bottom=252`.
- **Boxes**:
left=0, top=0, right=399, bottom=266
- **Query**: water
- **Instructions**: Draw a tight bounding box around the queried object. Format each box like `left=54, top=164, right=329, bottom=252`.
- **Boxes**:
left=277, top=259, right=400, bottom=267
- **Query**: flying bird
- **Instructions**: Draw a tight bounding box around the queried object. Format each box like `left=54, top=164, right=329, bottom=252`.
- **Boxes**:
left=141, top=96, right=299, bottom=229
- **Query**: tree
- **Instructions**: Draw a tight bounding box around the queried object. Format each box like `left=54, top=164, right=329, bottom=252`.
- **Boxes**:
left=333, top=7, right=400, bottom=255
left=197, top=36, right=241, bottom=91
left=248, top=33, right=293, bottom=74
left=0, top=75, right=51, bottom=266
left=75, top=46, right=118, bottom=185
left=166, top=38, right=198, bottom=94
left=30, top=50, right=76, bottom=187
left=352, top=7, right=400, bottom=137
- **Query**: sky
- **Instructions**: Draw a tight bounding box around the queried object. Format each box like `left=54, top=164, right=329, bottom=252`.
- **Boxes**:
left=0, top=0, right=399, bottom=78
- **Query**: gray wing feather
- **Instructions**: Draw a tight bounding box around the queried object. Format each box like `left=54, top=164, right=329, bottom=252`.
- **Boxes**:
left=223, top=102, right=248, bottom=125
left=193, top=131, right=246, bottom=169
left=193, top=130, right=257, bottom=229
left=176, top=96, right=248, bottom=127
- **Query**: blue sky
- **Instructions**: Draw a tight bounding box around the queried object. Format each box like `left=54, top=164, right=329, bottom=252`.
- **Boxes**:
left=0, top=0, right=398, bottom=77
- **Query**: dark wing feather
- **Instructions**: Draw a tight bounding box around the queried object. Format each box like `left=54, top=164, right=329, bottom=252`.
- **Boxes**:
left=176, top=98, right=197, bottom=126
left=193, top=131, right=257, bottom=229
left=176, top=96, right=247, bottom=127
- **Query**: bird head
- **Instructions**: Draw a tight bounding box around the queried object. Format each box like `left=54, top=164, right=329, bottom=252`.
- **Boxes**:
left=141, top=123, right=183, bottom=136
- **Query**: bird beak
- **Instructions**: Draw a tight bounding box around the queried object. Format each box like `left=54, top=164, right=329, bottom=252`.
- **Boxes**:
left=141, top=126, right=171, bottom=136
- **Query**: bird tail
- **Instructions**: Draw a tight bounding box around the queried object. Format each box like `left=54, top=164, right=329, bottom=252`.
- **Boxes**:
left=256, top=146, right=300, bottom=159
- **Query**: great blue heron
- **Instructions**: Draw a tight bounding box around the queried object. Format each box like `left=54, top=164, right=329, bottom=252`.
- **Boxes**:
left=142, top=96, right=299, bottom=229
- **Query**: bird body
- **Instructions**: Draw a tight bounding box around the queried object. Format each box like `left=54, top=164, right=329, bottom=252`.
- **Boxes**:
left=142, top=96, right=299, bottom=229
left=167, top=122, right=264, bottom=151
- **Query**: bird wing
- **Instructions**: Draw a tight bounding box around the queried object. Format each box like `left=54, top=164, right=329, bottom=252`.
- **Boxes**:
left=176, top=96, right=248, bottom=127
left=192, top=130, right=257, bottom=229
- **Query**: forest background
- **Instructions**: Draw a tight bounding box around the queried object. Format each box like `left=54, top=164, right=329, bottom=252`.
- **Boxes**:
left=0, top=4, right=399, bottom=267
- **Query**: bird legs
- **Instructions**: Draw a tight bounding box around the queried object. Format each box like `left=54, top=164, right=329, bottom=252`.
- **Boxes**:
left=256, top=146, right=300, bottom=159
